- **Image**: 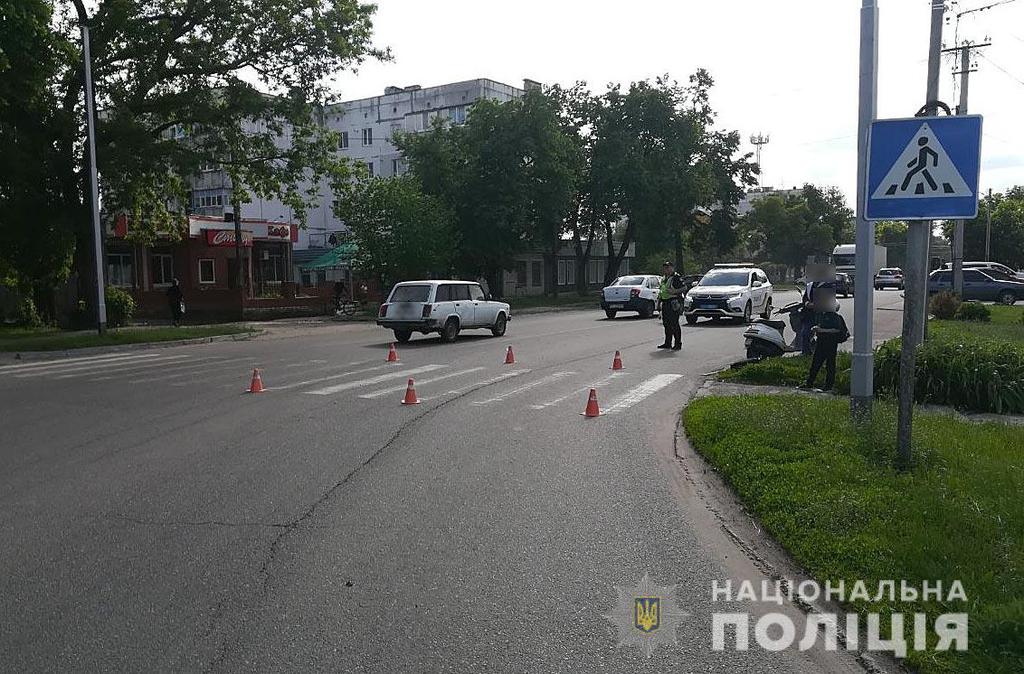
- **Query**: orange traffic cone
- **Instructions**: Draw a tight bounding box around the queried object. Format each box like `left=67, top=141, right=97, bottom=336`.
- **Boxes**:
left=401, top=378, right=421, bottom=405
left=611, top=350, right=624, bottom=370
left=247, top=368, right=265, bottom=394
left=504, top=345, right=516, bottom=365
left=386, top=343, right=399, bottom=362
left=581, top=388, right=602, bottom=417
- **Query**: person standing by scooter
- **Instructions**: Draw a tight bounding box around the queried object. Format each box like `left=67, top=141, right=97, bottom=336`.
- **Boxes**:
left=802, top=284, right=849, bottom=392
left=799, top=279, right=818, bottom=355
left=657, top=261, right=686, bottom=351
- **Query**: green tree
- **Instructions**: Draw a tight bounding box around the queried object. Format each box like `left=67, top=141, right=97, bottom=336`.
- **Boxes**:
left=333, top=176, right=456, bottom=287
left=943, top=188, right=1024, bottom=269
left=48, top=0, right=384, bottom=315
left=0, top=0, right=76, bottom=313
left=875, top=220, right=908, bottom=268
left=742, top=194, right=834, bottom=272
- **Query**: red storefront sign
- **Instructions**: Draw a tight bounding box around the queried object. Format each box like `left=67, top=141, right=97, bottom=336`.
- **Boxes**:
left=205, top=229, right=254, bottom=247
left=267, top=224, right=291, bottom=239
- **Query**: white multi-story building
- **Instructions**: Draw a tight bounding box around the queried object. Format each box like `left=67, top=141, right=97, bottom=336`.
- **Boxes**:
left=735, top=186, right=805, bottom=217
left=188, top=78, right=531, bottom=257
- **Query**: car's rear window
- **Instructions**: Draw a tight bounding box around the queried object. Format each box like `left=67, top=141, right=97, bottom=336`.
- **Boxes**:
left=390, top=285, right=431, bottom=302
left=614, top=276, right=647, bottom=286
left=879, top=269, right=900, bottom=275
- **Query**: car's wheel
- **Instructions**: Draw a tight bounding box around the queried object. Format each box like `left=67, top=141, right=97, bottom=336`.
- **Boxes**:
left=491, top=313, right=507, bottom=337
left=605, top=309, right=617, bottom=319
left=440, top=317, right=459, bottom=343
left=738, top=301, right=752, bottom=323
left=393, top=329, right=412, bottom=343
left=639, top=301, right=654, bottom=319
left=685, top=314, right=698, bottom=325
left=998, top=290, right=1017, bottom=305
left=761, top=298, right=773, bottom=319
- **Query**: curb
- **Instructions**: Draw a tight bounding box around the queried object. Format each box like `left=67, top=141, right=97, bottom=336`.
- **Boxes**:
left=0, top=329, right=265, bottom=363
left=512, top=305, right=599, bottom=316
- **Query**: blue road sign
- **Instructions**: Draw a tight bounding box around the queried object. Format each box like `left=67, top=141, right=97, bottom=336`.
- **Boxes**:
left=865, top=115, right=982, bottom=220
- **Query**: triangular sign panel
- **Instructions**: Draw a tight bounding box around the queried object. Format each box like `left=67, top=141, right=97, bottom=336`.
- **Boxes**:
left=871, top=122, right=972, bottom=200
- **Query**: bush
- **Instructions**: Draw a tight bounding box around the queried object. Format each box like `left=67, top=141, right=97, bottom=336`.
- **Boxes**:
left=104, top=286, right=135, bottom=328
left=955, top=300, right=991, bottom=322
left=16, top=296, right=42, bottom=327
left=928, top=290, right=961, bottom=320
left=875, top=337, right=1024, bottom=414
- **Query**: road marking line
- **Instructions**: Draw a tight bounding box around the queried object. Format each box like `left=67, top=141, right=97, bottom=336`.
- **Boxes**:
left=305, top=364, right=445, bottom=395
left=603, top=374, right=684, bottom=414
left=528, top=371, right=628, bottom=409
left=441, top=370, right=530, bottom=396
left=358, top=367, right=486, bottom=399
left=15, top=354, right=191, bottom=378
left=124, top=357, right=256, bottom=383
left=471, top=372, right=575, bottom=405
left=55, top=355, right=209, bottom=379
left=0, top=352, right=170, bottom=375
left=275, top=363, right=401, bottom=391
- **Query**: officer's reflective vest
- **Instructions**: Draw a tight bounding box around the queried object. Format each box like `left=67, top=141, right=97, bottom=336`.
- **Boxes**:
left=659, top=275, right=679, bottom=301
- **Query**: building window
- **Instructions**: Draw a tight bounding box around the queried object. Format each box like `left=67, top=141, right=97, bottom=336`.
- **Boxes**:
left=362, top=128, right=372, bottom=145
left=198, top=258, right=216, bottom=285
left=391, top=158, right=400, bottom=175
left=366, top=161, right=375, bottom=177
left=557, top=259, right=575, bottom=286
left=449, top=105, right=467, bottom=124
left=587, top=259, right=606, bottom=285
left=198, top=162, right=218, bottom=172
left=338, top=131, right=349, bottom=149
left=515, top=261, right=527, bottom=287
left=421, top=111, right=429, bottom=129
left=194, top=193, right=225, bottom=209
left=107, top=253, right=133, bottom=288
left=531, top=261, right=543, bottom=287
left=152, top=254, right=174, bottom=286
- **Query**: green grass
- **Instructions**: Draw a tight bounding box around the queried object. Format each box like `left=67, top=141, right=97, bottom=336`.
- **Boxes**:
left=931, top=305, right=1024, bottom=344
left=507, top=293, right=599, bottom=311
left=0, top=325, right=255, bottom=352
left=685, top=394, right=1024, bottom=673
left=719, top=352, right=853, bottom=393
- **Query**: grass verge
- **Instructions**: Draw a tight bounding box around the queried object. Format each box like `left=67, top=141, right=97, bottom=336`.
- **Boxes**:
left=719, top=352, right=853, bottom=393
left=930, top=305, right=1024, bottom=343
left=685, top=394, right=1024, bottom=673
left=0, top=325, right=255, bottom=352
left=507, top=293, right=599, bottom=311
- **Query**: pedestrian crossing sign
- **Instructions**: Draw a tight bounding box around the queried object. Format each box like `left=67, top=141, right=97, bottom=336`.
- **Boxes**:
left=865, top=115, right=982, bottom=220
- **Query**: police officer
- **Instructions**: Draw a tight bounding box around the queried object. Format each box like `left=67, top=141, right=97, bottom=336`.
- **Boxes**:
left=658, top=261, right=686, bottom=350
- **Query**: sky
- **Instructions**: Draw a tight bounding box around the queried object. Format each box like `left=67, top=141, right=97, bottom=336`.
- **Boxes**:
left=327, top=0, right=1024, bottom=208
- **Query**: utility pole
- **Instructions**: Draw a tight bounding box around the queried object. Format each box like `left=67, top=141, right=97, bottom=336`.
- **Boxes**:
left=851, top=0, right=879, bottom=421
left=945, top=39, right=989, bottom=295
left=73, top=4, right=108, bottom=335
left=985, top=187, right=992, bottom=261
left=897, top=0, right=945, bottom=467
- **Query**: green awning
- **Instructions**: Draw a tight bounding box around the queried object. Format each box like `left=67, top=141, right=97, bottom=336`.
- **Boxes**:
left=299, top=243, right=357, bottom=270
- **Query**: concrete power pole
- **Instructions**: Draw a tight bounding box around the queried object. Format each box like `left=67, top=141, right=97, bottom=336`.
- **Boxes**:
left=945, top=40, right=989, bottom=294
left=985, top=187, right=993, bottom=261
left=897, top=0, right=945, bottom=466
left=851, top=0, right=879, bottom=421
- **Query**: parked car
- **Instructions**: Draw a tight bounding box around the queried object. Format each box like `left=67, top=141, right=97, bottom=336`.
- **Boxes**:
left=939, top=261, right=1024, bottom=281
left=601, top=274, right=661, bottom=319
left=683, top=265, right=773, bottom=324
left=377, top=280, right=511, bottom=343
left=928, top=268, right=1024, bottom=305
left=874, top=267, right=905, bottom=290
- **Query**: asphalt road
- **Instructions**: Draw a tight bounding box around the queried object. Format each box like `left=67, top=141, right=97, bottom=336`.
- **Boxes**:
left=0, top=289, right=905, bottom=672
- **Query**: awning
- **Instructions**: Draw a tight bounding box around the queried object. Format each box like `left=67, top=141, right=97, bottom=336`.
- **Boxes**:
left=299, top=243, right=358, bottom=270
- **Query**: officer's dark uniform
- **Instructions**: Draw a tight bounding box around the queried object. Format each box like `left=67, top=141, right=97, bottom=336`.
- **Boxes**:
left=658, top=267, right=686, bottom=350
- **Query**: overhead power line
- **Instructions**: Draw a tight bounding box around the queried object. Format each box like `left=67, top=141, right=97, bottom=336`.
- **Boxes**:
left=977, top=52, right=1024, bottom=87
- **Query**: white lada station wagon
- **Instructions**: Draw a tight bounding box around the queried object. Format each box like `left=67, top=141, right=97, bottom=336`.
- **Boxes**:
left=377, top=280, right=512, bottom=343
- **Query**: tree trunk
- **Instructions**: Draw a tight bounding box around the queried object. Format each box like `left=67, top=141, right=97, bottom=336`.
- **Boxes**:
left=673, top=223, right=685, bottom=275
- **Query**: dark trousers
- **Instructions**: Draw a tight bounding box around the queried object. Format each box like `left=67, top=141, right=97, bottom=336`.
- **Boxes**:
left=799, top=312, right=815, bottom=355
left=661, top=301, right=682, bottom=347
left=806, top=338, right=839, bottom=390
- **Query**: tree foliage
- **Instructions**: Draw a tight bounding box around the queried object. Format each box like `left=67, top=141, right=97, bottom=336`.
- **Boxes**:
left=943, top=187, right=1024, bottom=269
left=334, top=176, right=456, bottom=286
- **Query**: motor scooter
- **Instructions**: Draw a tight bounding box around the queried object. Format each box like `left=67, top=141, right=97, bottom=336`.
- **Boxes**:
left=741, top=301, right=807, bottom=360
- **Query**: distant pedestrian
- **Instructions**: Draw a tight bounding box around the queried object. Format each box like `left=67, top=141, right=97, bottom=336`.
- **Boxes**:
left=802, top=285, right=849, bottom=392
left=657, top=261, right=686, bottom=351
left=166, top=279, right=184, bottom=327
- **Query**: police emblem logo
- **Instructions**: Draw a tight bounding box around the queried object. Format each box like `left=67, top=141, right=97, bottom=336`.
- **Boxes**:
left=605, top=573, right=689, bottom=658
left=635, top=596, right=660, bottom=633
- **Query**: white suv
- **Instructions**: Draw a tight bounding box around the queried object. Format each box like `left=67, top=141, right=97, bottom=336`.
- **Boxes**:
left=377, top=280, right=511, bottom=343
left=683, top=265, right=773, bottom=324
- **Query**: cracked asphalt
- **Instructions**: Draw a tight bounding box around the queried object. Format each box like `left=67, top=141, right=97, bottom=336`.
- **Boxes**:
left=0, top=290, right=906, bottom=672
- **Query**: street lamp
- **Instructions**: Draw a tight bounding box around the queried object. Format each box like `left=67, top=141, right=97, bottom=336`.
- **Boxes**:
left=72, top=0, right=107, bottom=334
